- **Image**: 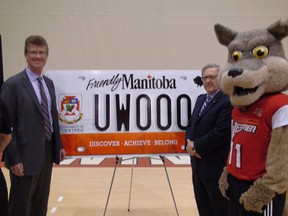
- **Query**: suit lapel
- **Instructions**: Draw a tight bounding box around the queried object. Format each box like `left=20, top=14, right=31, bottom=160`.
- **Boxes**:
left=196, top=95, right=206, bottom=115
left=21, top=71, right=42, bottom=114
left=198, top=91, right=222, bottom=118
left=43, top=76, right=56, bottom=110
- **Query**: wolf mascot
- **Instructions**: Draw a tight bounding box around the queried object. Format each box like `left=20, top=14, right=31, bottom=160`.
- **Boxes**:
left=215, top=18, right=288, bottom=215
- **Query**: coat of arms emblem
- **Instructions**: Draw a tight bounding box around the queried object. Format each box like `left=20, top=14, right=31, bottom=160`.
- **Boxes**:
left=58, top=94, right=83, bottom=124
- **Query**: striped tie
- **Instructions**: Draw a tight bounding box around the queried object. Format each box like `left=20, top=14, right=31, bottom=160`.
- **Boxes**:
left=199, top=95, right=211, bottom=115
left=37, top=77, right=52, bottom=141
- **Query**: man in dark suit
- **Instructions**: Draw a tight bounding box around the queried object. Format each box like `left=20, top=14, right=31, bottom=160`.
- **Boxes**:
left=186, top=63, right=232, bottom=216
left=1, top=35, right=66, bottom=216
left=0, top=97, right=12, bottom=216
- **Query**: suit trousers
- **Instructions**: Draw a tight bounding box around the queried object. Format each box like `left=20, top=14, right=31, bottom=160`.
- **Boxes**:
left=0, top=168, right=8, bottom=216
left=8, top=140, right=53, bottom=216
left=193, top=171, right=229, bottom=216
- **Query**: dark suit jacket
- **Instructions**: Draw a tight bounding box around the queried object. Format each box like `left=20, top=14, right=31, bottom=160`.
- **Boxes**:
left=1, top=70, right=63, bottom=175
left=186, top=90, right=232, bottom=179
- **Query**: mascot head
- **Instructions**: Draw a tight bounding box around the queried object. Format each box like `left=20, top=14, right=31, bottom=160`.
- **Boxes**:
left=214, top=18, right=288, bottom=108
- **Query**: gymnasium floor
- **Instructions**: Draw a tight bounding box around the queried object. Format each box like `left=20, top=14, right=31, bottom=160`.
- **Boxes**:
left=3, top=156, right=199, bottom=216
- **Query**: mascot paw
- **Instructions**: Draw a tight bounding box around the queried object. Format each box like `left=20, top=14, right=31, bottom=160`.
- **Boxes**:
left=219, top=167, right=229, bottom=199
left=239, top=180, right=275, bottom=213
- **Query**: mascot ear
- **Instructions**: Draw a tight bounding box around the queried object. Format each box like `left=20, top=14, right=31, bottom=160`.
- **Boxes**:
left=214, top=24, right=238, bottom=47
left=267, top=17, right=288, bottom=41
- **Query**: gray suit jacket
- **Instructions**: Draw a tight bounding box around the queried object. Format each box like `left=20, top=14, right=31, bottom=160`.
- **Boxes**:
left=1, top=70, right=63, bottom=175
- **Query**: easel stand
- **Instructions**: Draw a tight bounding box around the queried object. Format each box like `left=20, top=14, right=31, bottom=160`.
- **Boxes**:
left=102, top=155, right=180, bottom=216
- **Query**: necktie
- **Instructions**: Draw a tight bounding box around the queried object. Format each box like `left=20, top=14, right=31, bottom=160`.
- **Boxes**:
left=37, top=77, right=52, bottom=141
left=199, top=95, right=211, bottom=115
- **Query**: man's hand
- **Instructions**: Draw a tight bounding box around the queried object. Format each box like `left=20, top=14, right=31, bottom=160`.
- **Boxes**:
left=10, top=163, right=24, bottom=177
left=186, top=139, right=201, bottom=159
left=60, top=148, right=66, bottom=161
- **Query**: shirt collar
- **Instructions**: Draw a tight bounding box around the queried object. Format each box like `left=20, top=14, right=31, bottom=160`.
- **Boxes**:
left=25, top=67, right=42, bottom=81
left=208, top=89, right=220, bottom=98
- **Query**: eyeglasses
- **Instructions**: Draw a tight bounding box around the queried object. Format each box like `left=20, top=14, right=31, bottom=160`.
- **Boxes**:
left=201, top=75, right=218, bottom=81
left=27, top=51, right=48, bottom=57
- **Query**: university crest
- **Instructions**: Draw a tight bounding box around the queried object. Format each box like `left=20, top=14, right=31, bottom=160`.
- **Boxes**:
left=58, top=94, right=83, bottom=124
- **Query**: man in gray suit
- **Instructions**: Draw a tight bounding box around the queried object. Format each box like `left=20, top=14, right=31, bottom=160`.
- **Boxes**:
left=1, top=35, right=66, bottom=216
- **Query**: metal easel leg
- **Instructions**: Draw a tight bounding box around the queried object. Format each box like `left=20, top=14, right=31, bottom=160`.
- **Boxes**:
left=160, top=155, right=180, bottom=216
left=127, top=157, right=135, bottom=212
left=103, top=156, right=120, bottom=216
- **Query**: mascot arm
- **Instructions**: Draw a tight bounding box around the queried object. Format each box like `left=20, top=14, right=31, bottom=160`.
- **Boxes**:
left=219, top=166, right=229, bottom=199
left=240, top=126, right=288, bottom=213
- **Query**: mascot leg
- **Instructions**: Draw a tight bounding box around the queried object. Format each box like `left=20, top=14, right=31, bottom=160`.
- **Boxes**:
left=283, top=193, right=288, bottom=216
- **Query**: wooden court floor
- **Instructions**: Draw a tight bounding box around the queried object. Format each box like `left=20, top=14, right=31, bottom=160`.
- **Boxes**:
left=3, top=166, right=199, bottom=216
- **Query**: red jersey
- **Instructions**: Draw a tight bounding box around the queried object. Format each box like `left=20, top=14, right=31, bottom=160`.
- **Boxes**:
left=227, top=93, right=288, bottom=181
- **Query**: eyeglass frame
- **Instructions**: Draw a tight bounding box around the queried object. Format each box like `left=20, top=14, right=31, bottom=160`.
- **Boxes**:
left=27, top=51, right=48, bottom=57
left=201, top=75, right=218, bottom=82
